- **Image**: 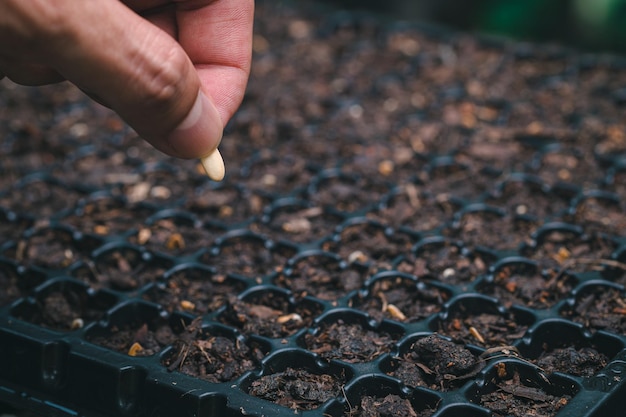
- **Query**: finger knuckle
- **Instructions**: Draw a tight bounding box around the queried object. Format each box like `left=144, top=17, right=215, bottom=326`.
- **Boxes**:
left=138, top=47, right=188, bottom=113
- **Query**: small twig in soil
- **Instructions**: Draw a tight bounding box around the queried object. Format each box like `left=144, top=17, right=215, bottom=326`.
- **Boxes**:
left=166, top=317, right=203, bottom=372
left=497, top=383, right=552, bottom=402
left=553, top=257, right=626, bottom=281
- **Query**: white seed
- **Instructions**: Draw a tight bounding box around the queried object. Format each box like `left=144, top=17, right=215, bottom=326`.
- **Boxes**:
left=276, top=313, right=303, bottom=324
left=200, top=148, right=225, bottom=181
left=348, top=250, right=367, bottom=264
left=71, top=318, right=84, bottom=330
left=442, top=268, right=455, bottom=278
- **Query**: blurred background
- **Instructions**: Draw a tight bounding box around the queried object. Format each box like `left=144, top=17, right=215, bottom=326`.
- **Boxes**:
left=314, top=0, right=626, bottom=54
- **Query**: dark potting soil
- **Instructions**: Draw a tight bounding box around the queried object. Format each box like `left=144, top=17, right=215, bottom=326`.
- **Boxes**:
left=160, top=318, right=265, bottom=383
left=248, top=366, right=345, bottom=411
left=479, top=369, right=571, bottom=417
left=1, top=1, right=626, bottom=416
left=349, top=394, right=435, bottom=417
left=303, top=321, right=398, bottom=363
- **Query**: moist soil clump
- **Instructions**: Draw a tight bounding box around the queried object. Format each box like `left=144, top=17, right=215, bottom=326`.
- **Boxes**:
left=248, top=367, right=344, bottom=411
left=387, top=335, right=480, bottom=390
left=534, top=346, right=609, bottom=377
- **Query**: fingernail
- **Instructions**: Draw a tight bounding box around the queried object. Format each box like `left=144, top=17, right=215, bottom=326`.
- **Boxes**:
left=167, top=91, right=223, bottom=158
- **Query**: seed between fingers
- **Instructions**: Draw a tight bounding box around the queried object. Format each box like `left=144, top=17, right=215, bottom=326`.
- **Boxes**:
left=200, top=148, right=225, bottom=181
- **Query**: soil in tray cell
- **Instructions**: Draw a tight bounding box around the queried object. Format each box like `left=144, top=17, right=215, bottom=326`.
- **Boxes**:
left=120, top=166, right=200, bottom=207
left=13, top=282, right=115, bottom=331
left=436, top=308, right=530, bottom=348
left=248, top=366, right=345, bottom=412
left=237, top=151, right=315, bottom=196
left=484, top=177, right=569, bottom=220
left=55, top=148, right=140, bottom=189
left=534, top=346, right=609, bottom=377
left=443, top=209, right=538, bottom=252
left=218, top=291, right=322, bottom=339
left=352, top=275, right=449, bottom=323
left=161, top=318, right=265, bottom=383
left=386, top=334, right=481, bottom=391
left=478, top=367, right=571, bottom=417
left=4, top=227, right=99, bottom=270
left=128, top=217, right=223, bottom=257
left=275, top=253, right=367, bottom=301
left=308, top=174, right=390, bottom=214
left=395, top=241, right=491, bottom=286
left=0, top=212, right=32, bottom=248
left=564, top=195, right=626, bottom=238
left=143, top=266, right=247, bottom=315
left=339, top=142, right=423, bottom=186
left=303, top=320, right=398, bottom=364
left=348, top=394, right=435, bottom=417
left=477, top=262, right=576, bottom=310
left=534, top=146, right=604, bottom=189
left=87, top=315, right=180, bottom=357
left=368, top=185, right=460, bottom=232
left=560, top=286, right=626, bottom=334
left=71, top=247, right=170, bottom=291
left=252, top=204, right=345, bottom=245
left=184, top=183, right=272, bottom=226
left=456, top=133, right=537, bottom=176
left=0, top=179, right=83, bottom=219
left=323, top=222, right=414, bottom=272
left=605, top=168, right=626, bottom=201
left=61, top=196, right=154, bottom=237
left=524, top=229, right=618, bottom=275
left=0, top=263, right=23, bottom=307
left=419, top=160, right=495, bottom=201
left=200, top=236, right=296, bottom=281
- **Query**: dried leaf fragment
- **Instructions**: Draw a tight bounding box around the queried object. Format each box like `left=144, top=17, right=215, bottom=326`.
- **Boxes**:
left=128, top=342, right=144, bottom=357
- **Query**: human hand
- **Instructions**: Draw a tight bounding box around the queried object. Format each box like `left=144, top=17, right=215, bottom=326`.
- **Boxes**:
left=0, top=0, right=254, bottom=162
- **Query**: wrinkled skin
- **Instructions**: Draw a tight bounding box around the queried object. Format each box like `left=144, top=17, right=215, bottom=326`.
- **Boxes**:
left=0, top=0, right=254, bottom=158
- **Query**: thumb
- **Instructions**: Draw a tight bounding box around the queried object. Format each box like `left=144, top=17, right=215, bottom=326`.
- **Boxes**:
left=46, top=1, right=223, bottom=159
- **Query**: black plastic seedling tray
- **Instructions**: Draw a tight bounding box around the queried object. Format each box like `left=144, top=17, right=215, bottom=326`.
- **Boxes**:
left=2, top=1, right=626, bottom=416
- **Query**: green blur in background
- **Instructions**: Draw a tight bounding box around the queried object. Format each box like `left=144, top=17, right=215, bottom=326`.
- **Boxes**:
left=477, top=0, right=626, bottom=53
left=320, top=0, right=626, bottom=54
